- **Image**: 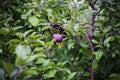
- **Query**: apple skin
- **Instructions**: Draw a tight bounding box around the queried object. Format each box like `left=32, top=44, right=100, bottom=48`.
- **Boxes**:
left=52, top=34, right=63, bottom=42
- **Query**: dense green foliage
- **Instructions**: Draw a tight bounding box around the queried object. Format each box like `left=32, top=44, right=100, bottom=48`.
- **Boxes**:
left=0, top=0, right=120, bottom=80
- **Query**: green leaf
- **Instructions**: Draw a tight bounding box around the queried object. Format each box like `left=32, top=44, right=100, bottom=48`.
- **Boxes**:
left=42, top=26, right=51, bottom=31
left=47, top=14, right=54, bottom=22
left=0, top=28, right=9, bottom=37
left=64, top=28, right=73, bottom=36
left=36, top=58, right=46, bottom=64
left=104, top=36, right=114, bottom=45
left=93, top=51, right=103, bottom=61
left=40, top=60, right=56, bottom=70
left=26, top=54, right=39, bottom=63
left=7, top=39, right=21, bottom=45
left=67, top=72, right=76, bottom=80
left=93, top=28, right=101, bottom=37
left=15, top=56, right=26, bottom=66
left=44, top=70, right=57, bottom=79
left=0, top=59, right=14, bottom=74
left=92, top=60, right=98, bottom=70
left=57, top=61, right=69, bottom=67
left=92, top=39, right=99, bottom=44
left=21, top=14, right=28, bottom=19
left=61, top=67, right=71, bottom=74
left=3, top=62, right=14, bottom=74
left=13, top=26, right=23, bottom=31
left=21, top=9, right=33, bottom=19
left=109, top=73, right=120, bottom=78
left=104, top=36, right=115, bottom=48
left=23, top=30, right=34, bottom=38
left=42, top=59, right=50, bottom=67
left=21, top=68, right=38, bottom=76
left=68, top=40, right=75, bottom=49
left=45, top=40, right=55, bottom=48
left=83, top=72, right=90, bottom=76
left=35, top=40, right=45, bottom=46
left=80, top=9, right=94, bottom=23
left=46, top=9, right=52, bottom=14
left=34, top=47, right=44, bottom=52
left=80, top=40, right=89, bottom=48
left=0, top=49, right=3, bottom=54
left=28, top=16, right=39, bottom=26
left=74, top=23, right=79, bottom=31
left=16, top=32, right=23, bottom=39
left=15, top=45, right=31, bottom=59
left=26, top=53, right=46, bottom=63
left=0, top=67, right=5, bottom=80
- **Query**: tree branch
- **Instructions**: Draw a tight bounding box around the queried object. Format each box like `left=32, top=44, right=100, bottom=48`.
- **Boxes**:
left=86, top=0, right=100, bottom=80
left=88, top=0, right=96, bottom=10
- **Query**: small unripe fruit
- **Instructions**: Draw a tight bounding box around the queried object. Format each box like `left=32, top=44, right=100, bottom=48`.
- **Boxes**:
left=52, top=34, right=63, bottom=42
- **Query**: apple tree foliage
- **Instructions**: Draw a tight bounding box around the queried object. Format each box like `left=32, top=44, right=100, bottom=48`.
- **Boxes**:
left=0, top=0, right=120, bottom=80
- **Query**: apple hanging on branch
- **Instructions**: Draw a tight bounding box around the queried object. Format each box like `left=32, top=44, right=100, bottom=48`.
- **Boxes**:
left=52, top=34, right=63, bottom=42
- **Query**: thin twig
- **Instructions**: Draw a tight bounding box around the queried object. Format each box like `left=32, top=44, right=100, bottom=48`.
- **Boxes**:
left=12, top=65, right=25, bottom=80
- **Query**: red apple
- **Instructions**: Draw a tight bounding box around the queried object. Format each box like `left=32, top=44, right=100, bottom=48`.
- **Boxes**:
left=52, top=34, right=63, bottom=42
